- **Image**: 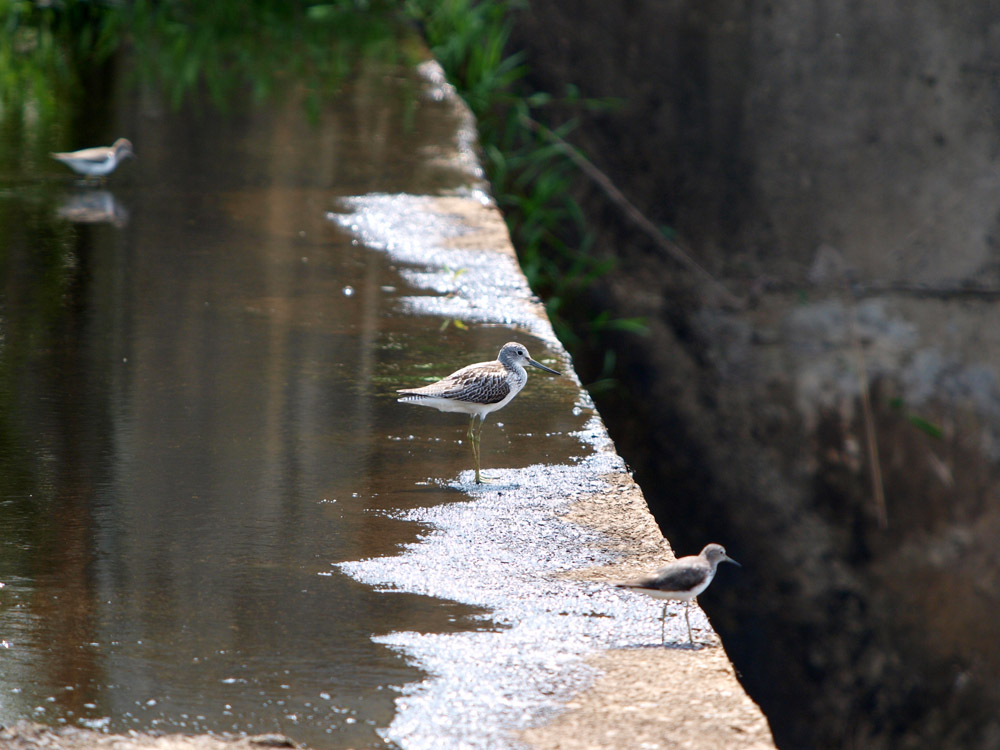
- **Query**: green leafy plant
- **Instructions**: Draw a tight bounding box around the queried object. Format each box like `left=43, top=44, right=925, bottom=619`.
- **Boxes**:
left=888, top=397, right=944, bottom=439
left=0, top=0, right=409, bottom=131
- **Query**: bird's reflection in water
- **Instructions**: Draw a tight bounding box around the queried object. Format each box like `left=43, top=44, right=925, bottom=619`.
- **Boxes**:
left=56, top=190, right=129, bottom=227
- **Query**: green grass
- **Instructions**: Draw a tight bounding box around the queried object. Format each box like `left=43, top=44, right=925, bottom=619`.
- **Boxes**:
left=0, top=0, right=409, bottom=128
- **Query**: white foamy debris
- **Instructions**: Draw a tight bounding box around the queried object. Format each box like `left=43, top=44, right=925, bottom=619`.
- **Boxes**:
left=415, top=59, right=485, bottom=185
left=338, top=421, right=712, bottom=750
left=328, top=193, right=557, bottom=346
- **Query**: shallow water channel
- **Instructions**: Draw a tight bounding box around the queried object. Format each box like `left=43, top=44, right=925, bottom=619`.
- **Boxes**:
left=0, top=24, right=593, bottom=750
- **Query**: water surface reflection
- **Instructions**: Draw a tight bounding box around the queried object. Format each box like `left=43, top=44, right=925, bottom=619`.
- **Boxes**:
left=0, top=29, right=536, bottom=749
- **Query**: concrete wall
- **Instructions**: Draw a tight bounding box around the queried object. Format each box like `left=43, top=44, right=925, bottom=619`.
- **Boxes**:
left=509, top=3, right=1000, bottom=748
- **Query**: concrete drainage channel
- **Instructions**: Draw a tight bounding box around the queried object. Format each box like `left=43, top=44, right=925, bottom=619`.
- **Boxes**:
left=332, top=188, right=777, bottom=750
left=0, top=59, right=775, bottom=750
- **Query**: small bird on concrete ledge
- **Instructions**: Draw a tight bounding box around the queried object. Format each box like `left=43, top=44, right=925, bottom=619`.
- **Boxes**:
left=397, top=342, right=560, bottom=484
left=51, top=138, right=135, bottom=179
left=616, top=543, right=740, bottom=646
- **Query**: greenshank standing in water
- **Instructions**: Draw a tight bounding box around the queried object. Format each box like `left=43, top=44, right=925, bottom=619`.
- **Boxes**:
left=397, top=342, right=560, bottom=484
left=616, top=543, right=740, bottom=645
left=51, top=138, right=135, bottom=179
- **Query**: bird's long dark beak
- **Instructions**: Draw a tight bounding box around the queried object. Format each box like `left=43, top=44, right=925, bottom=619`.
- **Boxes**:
left=528, top=358, right=560, bottom=376
left=724, top=555, right=741, bottom=567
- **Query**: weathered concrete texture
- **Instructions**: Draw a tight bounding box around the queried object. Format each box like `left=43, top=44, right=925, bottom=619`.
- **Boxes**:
left=509, top=0, right=1000, bottom=283
left=508, top=2, right=1000, bottom=749
left=523, top=476, right=774, bottom=750
left=522, top=649, right=773, bottom=750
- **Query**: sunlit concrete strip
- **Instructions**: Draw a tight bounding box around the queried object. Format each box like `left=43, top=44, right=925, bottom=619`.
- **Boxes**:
left=331, top=183, right=776, bottom=748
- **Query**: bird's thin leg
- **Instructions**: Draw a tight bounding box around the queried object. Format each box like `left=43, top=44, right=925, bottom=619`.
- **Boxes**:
left=467, top=415, right=482, bottom=483
left=472, top=415, right=491, bottom=484
left=684, top=601, right=693, bottom=645
left=661, top=604, right=668, bottom=645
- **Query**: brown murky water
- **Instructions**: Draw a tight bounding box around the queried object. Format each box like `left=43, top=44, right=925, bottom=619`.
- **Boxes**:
left=0, top=26, right=585, bottom=750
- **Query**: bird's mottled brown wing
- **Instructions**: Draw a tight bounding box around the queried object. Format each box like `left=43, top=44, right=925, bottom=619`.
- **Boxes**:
left=398, top=361, right=511, bottom=404
left=619, top=560, right=707, bottom=593
left=444, top=367, right=511, bottom=404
